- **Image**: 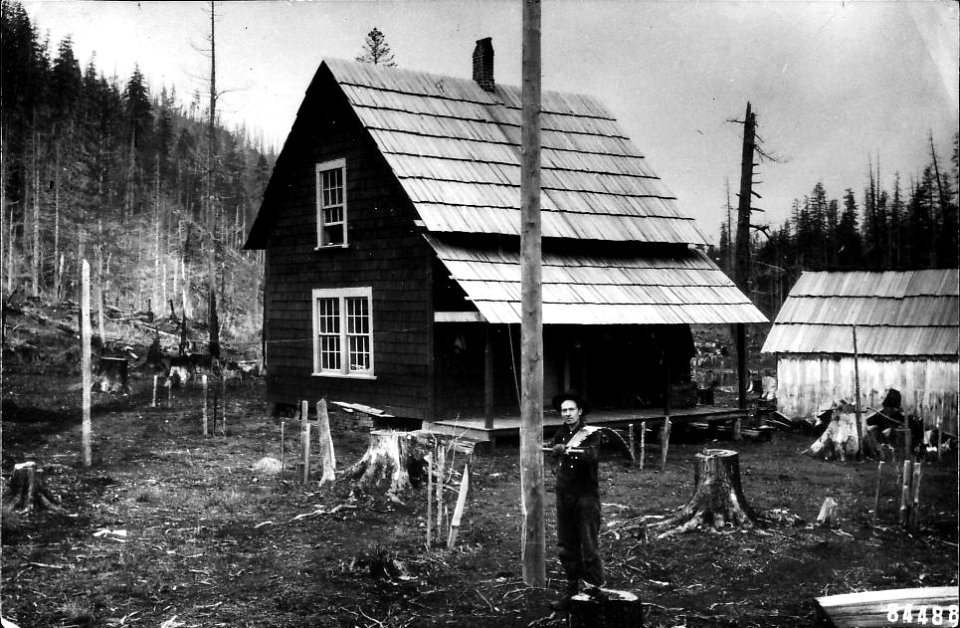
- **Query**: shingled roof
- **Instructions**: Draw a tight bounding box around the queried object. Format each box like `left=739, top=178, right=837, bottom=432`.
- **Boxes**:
left=761, top=269, right=960, bottom=356
left=248, top=58, right=707, bottom=247
left=246, top=57, right=767, bottom=326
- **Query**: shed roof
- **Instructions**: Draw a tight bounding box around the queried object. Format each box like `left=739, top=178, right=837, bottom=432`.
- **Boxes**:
left=426, top=234, right=767, bottom=325
left=761, top=269, right=960, bottom=357
left=247, top=58, right=707, bottom=247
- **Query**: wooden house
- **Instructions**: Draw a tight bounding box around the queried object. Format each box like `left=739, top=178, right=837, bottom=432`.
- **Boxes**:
left=244, top=39, right=766, bottom=438
left=761, top=269, right=959, bottom=435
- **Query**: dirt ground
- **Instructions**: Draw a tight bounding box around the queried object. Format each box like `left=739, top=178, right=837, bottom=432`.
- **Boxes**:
left=2, top=370, right=958, bottom=628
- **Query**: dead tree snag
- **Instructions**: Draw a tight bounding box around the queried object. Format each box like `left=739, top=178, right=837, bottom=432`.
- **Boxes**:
left=3, top=462, right=65, bottom=513
left=652, top=449, right=755, bottom=537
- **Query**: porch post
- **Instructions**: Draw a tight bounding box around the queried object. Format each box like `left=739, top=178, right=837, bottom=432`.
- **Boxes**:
left=484, top=324, right=494, bottom=429
left=736, top=323, right=747, bottom=410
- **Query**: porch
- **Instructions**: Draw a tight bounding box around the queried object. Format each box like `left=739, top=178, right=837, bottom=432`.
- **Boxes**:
left=422, top=404, right=747, bottom=445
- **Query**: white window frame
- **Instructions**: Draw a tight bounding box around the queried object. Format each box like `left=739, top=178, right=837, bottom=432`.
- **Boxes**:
left=315, top=158, right=348, bottom=248
left=311, top=287, right=375, bottom=379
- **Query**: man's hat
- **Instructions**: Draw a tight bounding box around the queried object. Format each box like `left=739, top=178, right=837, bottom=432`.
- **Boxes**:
left=552, top=390, right=590, bottom=416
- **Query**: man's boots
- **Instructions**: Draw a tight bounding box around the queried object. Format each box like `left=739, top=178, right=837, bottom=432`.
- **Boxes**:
left=549, top=579, right=579, bottom=612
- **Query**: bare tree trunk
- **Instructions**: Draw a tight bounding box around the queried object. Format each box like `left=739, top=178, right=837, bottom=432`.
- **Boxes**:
left=81, top=260, right=93, bottom=466
left=32, top=126, right=41, bottom=298
left=54, top=144, right=61, bottom=302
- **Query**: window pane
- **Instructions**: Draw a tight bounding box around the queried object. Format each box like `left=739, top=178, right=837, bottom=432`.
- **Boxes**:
left=348, top=335, right=370, bottom=371
left=324, top=224, right=344, bottom=246
left=320, top=335, right=341, bottom=370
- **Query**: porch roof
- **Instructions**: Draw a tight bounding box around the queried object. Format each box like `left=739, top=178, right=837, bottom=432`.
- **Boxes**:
left=425, top=234, right=767, bottom=326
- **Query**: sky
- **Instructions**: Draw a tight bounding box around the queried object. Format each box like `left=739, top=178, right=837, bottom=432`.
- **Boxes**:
left=21, top=0, right=960, bottom=242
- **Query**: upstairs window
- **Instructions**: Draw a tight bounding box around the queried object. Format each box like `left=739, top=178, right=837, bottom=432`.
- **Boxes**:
left=316, top=158, right=347, bottom=247
left=312, top=287, right=374, bottom=377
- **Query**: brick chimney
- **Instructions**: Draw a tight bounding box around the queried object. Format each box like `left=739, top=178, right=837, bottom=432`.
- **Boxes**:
left=472, top=37, right=494, bottom=92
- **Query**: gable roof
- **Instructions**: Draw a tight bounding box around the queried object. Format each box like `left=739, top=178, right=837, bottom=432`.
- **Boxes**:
left=761, top=269, right=960, bottom=357
left=246, top=58, right=707, bottom=248
left=245, top=57, right=766, bottom=326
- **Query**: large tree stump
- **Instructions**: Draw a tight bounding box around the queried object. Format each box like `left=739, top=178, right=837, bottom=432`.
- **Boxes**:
left=652, top=449, right=755, bottom=537
left=345, top=430, right=433, bottom=501
left=3, top=462, right=65, bottom=513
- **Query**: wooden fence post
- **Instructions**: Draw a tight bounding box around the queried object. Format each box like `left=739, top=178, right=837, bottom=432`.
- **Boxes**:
left=301, top=400, right=311, bottom=485
left=639, top=421, right=646, bottom=471
left=202, top=374, right=209, bottom=436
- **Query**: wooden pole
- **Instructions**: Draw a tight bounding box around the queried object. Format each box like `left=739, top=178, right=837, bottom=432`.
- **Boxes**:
left=484, top=325, right=494, bottom=430
left=639, top=421, right=646, bottom=471
left=300, top=400, right=311, bottom=485
left=909, top=462, right=922, bottom=530
left=872, top=460, right=884, bottom=524
left=202, top=374, right=209, bottom=436
left=852, top=325, right=864, bottom=457
left=519, top=0, right=545, bottom=588
left=661, top=353, right=672, bottom=472
left=280, top=420, right=285, bottom=477
left=81, top=259, right=92, bottom=467
left=316, top=399, right=336, bottom=485
left=628, top=423, right=635, bottom=465
left=447, top=464, right=470, bottom=549
left=426, top=447, right=434, bottom=549
left=899, top=460, right=912, bottom=527
left=435, top=444, right=446, bottom=543
left=152, top=375, right=158, bottom=408
left=221, top=373, right=227, bottom=436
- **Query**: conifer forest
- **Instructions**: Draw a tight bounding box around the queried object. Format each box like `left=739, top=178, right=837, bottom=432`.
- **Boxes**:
left=2, top=0, right=272, bottom=355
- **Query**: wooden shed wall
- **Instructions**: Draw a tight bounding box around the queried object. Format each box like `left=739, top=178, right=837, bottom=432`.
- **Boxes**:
left=263, top=82, right=433, bottom=419
left=776, top=355, right=959, bottom=435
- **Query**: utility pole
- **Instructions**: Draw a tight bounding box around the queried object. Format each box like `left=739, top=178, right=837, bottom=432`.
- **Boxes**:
left=519, top=0, right=546, bottom=587
left=734, top=102, right=756, bottom=412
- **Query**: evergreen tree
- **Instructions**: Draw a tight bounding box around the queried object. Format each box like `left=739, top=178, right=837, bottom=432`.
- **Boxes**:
left=356, top=27, right=396, bottom=66
left=836, top=188, right=862, bottom=268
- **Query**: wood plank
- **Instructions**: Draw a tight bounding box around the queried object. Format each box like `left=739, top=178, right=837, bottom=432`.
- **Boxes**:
left=814, top=587, right=958, bottom=628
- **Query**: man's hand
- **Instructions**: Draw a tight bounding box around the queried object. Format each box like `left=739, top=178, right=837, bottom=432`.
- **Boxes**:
left=552, top=443, right=566, bottom=455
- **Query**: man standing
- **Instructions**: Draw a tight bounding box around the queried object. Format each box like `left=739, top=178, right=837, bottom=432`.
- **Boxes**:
left=549, top=391, right=604, bottom=612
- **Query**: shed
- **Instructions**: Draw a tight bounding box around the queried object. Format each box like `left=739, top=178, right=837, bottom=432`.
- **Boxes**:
left=761, top=269, right=959, bottom=435
left=244, top=39, right=766, bottom=438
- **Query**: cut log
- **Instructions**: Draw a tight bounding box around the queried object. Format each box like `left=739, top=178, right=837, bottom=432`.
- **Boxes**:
left=569, top=588, right=643, bottom=628
left=3, top=462, right=65, bottom=513
left=651, top=449, right=755, bottom=537
left=345, top=430, right=434, bottom=500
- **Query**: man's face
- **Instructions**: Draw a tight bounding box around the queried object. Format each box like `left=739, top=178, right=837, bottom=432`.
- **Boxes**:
left=560, top=399, right=582, bottom=426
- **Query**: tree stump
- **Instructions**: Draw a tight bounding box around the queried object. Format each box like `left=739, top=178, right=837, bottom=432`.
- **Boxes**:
left=345, top=430, right=433, bottom=500
left=97, top=357, right=129, bottom=394
left=569, top=589, right=643, bottom=628
left=652, top=449, right=755, bottom=537
left=3, top=462, right=65, bottom=513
